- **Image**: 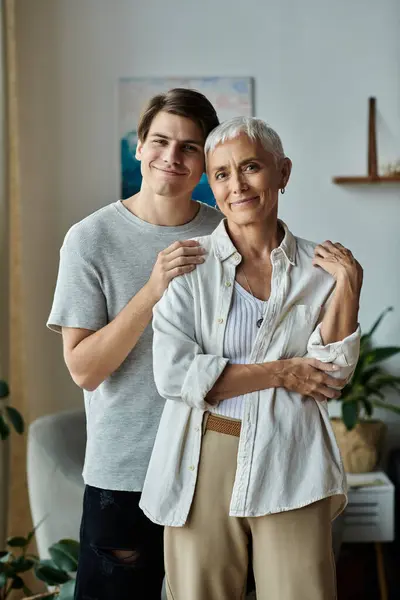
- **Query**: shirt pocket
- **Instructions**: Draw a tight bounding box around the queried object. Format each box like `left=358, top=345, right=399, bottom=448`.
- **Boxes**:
left=280, top=304, right=322, bottom=359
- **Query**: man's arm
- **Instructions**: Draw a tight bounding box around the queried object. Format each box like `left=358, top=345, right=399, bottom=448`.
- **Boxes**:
left=61, top=240, right=206, bottom=391
left=62, top=282, right=157, bottom=391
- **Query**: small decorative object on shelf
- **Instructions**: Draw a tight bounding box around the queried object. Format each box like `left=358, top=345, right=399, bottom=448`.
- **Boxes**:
left=333, top=97, right=400, bottom=184
left=382, top=160, right=400, bottom=177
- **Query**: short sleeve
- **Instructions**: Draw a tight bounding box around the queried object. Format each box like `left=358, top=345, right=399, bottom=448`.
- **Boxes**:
left=47, top=243, right=107, bottom=334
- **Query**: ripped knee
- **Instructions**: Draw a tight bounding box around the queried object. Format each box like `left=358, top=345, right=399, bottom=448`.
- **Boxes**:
left=109, top=549, right=140, bottom=565
left=93, top=546, right=142, bottom=571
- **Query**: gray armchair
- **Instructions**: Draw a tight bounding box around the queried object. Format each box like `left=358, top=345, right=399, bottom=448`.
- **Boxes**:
left=27, top=409, right=86, bottom=558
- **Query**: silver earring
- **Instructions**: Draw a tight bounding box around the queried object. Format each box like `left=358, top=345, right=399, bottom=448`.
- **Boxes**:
left=281, top=187, right=286, bottom=194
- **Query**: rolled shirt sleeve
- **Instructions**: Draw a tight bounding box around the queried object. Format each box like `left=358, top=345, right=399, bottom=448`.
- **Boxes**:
left=152, top=277, right=229, bottom=410
left=307, top=323, right=361, bottom=383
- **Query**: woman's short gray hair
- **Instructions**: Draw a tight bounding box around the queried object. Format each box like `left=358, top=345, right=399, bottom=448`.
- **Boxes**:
left=205, top=116, right=285, bottom=162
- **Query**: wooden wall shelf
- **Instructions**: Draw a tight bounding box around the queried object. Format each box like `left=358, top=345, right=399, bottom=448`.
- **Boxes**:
left=333, top=176, right=400, bottom=185
left=333, top=98, right=400, bottom=185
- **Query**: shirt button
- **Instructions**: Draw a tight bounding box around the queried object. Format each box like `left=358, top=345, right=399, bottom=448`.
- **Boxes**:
left=217, top=318, right=224, bottom=324
left=225, top=281, right=232, bottom=287
left=195, top=426, right=200, bottom=432
left=188, top=465, right=195, bottom=471
left=233, top=253, right=240, bottom=263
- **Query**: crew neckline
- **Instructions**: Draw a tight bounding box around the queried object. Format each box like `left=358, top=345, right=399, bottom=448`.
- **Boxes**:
left=113, top=199, right=210, bottom=235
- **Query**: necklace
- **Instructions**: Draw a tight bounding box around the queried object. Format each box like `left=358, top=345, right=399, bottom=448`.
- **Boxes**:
left=241, top=269, right=267, bottom=328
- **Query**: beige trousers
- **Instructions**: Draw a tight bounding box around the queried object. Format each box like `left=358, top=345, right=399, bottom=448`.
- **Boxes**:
left=165, top=423, right=337, bottom=600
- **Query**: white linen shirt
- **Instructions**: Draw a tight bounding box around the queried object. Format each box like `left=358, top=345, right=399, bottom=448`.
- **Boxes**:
left=139, top=220, right=360, bottom=527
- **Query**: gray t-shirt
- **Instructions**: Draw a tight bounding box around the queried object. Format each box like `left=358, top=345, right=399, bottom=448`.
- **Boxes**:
left=47, top=200, right=223, bottom=491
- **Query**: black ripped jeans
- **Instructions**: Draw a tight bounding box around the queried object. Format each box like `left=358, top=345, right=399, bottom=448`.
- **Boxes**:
left=74, top=485, right=164, bottom=600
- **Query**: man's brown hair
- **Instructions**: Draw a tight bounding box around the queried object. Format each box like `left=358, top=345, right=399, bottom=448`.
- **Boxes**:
left=137, top=88, right=219, bottom=143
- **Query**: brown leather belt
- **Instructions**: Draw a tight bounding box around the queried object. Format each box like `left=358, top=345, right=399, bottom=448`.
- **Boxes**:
left=206, top=413, right=241, bottom=437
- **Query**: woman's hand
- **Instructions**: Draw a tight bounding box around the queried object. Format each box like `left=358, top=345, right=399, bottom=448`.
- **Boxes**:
left=312, top=241, right=363, bottom=292
left=276, top=358, right=347, bottom=402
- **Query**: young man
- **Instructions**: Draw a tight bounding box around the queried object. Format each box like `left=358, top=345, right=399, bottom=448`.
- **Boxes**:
left=47, top=88, right=223, bottom=600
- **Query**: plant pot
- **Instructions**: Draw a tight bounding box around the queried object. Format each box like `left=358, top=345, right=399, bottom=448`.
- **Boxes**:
left=331, top=418, right=386, bottom=474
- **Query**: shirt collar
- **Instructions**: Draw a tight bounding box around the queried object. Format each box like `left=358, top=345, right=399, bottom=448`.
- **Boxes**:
left=211, top=218, right=297, bottom=266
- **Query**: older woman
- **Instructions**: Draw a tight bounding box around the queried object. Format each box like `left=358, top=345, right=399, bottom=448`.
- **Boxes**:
left=140, top=117, right=362, bottom=600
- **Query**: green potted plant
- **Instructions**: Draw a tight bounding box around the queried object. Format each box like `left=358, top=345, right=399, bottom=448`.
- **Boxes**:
left=0, top=381, right=78, bottom=599
left=0, top=530, right=78, bottom=599
left=330, top=307, right=400, bottom=473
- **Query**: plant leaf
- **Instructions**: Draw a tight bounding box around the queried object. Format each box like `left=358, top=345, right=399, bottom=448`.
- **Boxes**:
left=34, top=563, right=71, bottom=585
left=360, top=366, right=383, bottom=385
left=49, top=544, right=78, bottom=572
left=4, top=406, right=24, bottom=434
left=0, top=415, right=10, bottom=441
left=375, top=382, right=400, bottom=395
left=2, top=562, right=16, bottom=578
left=0, top=552, right=10, bottom=563
left=371, top=399, right=400, bottom=415
left=0, top=571, right=7, bottom=588
left=0, top=380, right=9, bottom=398
left=362, top=399, right=373, bottom=417
left=339, top=380, right=357, bottom=401
left=342, top=400, right=359, bottom=430
left=360, top=333, right=370, bottom=351
left=7, top=536, right=28, bottom=548
left=365, top=384, right=385, bottom=400
left=373, top=375, right=400, bottom=387
left=26, top=553, right=40, bottom=562
left=58, top=578, right=76, bottom=600
left=38, top=559, right=57, bottom=569
left=365, top=347, right=400, bottom=366
left=11, top=575, right=24, bottom=589
left=367, top=306, right=393, bottom=339
left=10, top=557, right=34, bottom=573
left=40, top=558, right=57, bottom=569
left=27, top=514, right=48, bottom=544
left=350, top=353, right=368, bottom=386
left=55, top=539, right=80, bottom=563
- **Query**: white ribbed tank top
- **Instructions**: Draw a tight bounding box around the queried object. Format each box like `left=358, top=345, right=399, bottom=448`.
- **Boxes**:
left=210, top=281, right=268, bottom=420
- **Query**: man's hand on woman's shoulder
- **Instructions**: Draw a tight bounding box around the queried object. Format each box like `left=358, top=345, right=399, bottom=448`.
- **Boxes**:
left=147, top=240, right=206, bottom=302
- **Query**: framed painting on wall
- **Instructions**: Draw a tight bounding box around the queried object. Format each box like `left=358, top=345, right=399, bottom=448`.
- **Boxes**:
left=119, top=77, right=254, bottom=205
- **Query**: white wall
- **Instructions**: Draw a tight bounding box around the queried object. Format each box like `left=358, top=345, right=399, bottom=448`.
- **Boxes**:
left=15, top=0, right=400, bottom=448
